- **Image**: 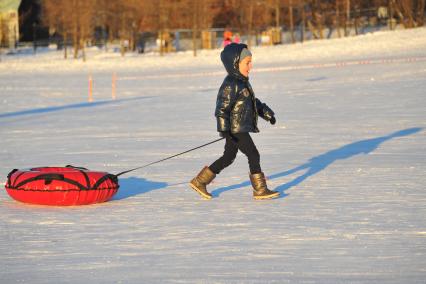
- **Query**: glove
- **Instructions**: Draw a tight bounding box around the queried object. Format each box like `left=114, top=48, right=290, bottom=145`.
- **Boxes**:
left=270, top=116, right=276, bottom=125
left=219, top=131, right=227, bottom=138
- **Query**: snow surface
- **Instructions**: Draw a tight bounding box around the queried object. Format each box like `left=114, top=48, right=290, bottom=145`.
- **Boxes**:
left=1, top=28, right=426, bottom=283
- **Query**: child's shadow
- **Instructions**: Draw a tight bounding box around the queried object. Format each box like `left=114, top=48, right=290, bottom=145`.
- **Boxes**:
left=113, top=177, right=168, bottom=200
left=211, top=127, right=422, bottom=198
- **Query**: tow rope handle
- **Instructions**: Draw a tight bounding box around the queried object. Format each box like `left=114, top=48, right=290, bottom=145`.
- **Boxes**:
left=115, top=137, right=225, bottom=177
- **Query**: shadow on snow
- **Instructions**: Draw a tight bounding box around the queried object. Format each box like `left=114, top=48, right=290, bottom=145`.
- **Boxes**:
left=211, top=127, right=423, bottom=198
left=0, top=96, right=153, bottom=119
left=113, top=176, right=168, bottom=200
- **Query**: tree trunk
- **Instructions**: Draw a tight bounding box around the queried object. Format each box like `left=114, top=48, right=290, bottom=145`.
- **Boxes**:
left=160, top=30, right=164, bottom=56
left=416, top=0, right=425, bottom=26
left=158, top=0, right=164, bottom=56
left=64, top=32, right=68, bottom=59
left=313, top=1, right=324, bottom=39
left=393, top=0, right=408, bottom=28
left=248, top=0, right=254, bottom=48
left=401, top=0, right=415, bottom=28
left=336, top=0, right=341, bottom=38
left=307, top=20, right=319, bottom=39
left=0, top=19, right=2, bottom=62
left=72, top=0, right=79, bottom=59
left=404, top=0, right=415, bottom=27
left=301, top=0, right=305, bottom=42
left=389, top=0, right=394, bottom=30
left=192, top=0, right=198, bottom=57
left=354, top=6, right=359, bottom=35
left=80, top=34, right=86, bottom=62
left=289, top=0, right=295, bottom=43
left=0, top=19, right=2, bottom=50
left=120, top=14, right=126, bottom=57
left=345, top=0, right=350, bottom=36
left=275, top=0, right=280, bottom=29
left=73, top=29, right=79, bottom=59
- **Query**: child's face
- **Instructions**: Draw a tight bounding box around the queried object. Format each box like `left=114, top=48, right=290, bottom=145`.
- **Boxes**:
left=239, top=56, right=252, bottom=78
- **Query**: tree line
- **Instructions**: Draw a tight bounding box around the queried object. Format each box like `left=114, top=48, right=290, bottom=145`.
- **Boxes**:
left=42, top=0, right=425, bottom=59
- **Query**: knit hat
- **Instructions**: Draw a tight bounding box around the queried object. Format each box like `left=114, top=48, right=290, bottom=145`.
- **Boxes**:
left=239, top=48, right=252, bottom=62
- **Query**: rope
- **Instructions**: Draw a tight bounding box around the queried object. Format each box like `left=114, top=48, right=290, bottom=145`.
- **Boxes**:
left=115, top=137, right=225, bottom=177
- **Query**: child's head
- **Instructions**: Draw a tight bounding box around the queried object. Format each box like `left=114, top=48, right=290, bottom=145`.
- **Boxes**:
left=220, top=43, right=253, bottom=79
left=238, top=48, right=252, bottom=78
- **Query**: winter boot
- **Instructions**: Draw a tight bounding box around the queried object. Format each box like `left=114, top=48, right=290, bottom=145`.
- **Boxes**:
left=250, top=172, right=280, bottom=200
left=189, top=166, right=216, bottom=199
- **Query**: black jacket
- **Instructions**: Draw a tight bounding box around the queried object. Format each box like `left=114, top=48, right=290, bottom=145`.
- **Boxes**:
left=215, top=43, right=275, bottom=133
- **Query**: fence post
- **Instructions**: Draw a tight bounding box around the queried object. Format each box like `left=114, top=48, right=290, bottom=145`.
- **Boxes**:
left=88, top=75, right=93, bottom=102
left=112, top=72, right=116, bottom=100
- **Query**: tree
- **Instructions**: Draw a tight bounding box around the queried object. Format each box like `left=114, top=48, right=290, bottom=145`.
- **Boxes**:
left=43, top=0, right=96, bottom=60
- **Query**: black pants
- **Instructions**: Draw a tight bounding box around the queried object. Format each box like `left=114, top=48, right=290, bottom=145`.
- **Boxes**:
left=209, top=132, right=261, bottom=175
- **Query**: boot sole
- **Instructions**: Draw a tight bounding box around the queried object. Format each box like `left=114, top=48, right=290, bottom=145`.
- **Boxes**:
left=254, top=192, right=280, bottom=200
left=189, top=183, right=212, bottom=200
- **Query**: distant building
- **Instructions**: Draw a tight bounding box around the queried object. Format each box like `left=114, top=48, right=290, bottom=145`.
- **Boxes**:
left=0, top=0, right=22, bottom=49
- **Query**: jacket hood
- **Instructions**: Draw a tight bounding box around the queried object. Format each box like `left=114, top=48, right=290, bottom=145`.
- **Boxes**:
left=220, top=43, right=249, bottom=81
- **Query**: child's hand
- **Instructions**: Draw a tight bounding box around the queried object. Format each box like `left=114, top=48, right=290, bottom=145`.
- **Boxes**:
left=270, top=117, right=276, bottom=125
left=219, top=131, right=228, bottom=138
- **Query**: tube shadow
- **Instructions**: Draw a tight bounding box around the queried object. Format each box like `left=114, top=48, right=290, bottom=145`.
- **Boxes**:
left=211, top=127, right=423, bottom=198
left=113, top=176, right=168, bottom=200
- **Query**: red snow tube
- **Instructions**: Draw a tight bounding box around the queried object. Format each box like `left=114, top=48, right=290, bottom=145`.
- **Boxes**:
left=5, top=166, right=119, bottom=206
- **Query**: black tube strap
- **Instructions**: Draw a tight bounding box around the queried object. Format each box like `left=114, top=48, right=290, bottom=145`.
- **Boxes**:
left=92, top=174, right=118, bottom=189
left=65, top=165, right=89, bottom=171
left=11, top=171, right=26, bottom=188
left=66, top=165, right=91, bottom=188
left=12, top=174, right=87, bottom=191
left=6, top=169, right=19, bottom=188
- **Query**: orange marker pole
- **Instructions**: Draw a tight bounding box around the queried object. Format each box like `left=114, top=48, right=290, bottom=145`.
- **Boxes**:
left=88, top=75, right=93, bottom=102
left=112, top=72, right=116, bottom=100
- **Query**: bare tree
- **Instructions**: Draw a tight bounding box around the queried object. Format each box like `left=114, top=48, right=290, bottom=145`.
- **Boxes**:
left=393, top=0, right=425, bottom=28
left=415, top=0, right=425, bottom=25
left=43, top=0, right=95, bottom=60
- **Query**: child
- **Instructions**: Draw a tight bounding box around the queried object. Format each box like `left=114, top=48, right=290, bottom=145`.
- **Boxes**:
left=223, top=29, right=233, bottom=47
left=190, top=43, right=279, bottom=200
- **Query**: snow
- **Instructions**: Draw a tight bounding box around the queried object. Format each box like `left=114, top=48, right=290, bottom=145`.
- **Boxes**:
left=1, top=28, right=426, bottom=283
